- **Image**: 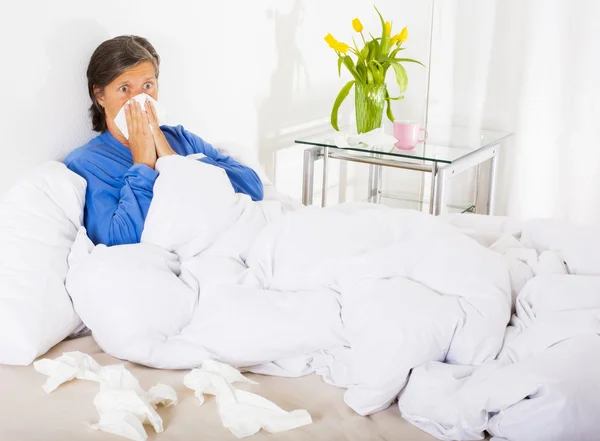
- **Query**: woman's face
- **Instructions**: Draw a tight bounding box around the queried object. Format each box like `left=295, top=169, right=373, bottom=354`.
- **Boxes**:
left=94, top=60, right=158, bottom=136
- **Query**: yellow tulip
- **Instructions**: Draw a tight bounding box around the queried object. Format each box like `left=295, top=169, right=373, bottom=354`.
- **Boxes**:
left=324, top=33, right=337, bottom=47
left=391, top=27, right=408, bottom=45
left=385, top=21, right=391, bottom=37
left=352, top=18, right=363, bottom=33
left=399, top=26, right=408, bottom=43
left=333, top=42, right=349, bottom=53
left=324, top=33, right=349, bottom=53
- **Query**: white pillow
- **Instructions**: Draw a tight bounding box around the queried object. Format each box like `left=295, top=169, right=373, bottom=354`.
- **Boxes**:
left=0, top=161, right=85, bottom=365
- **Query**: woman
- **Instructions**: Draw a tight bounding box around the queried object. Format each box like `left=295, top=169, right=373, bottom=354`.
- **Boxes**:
left=65, top=35, right=263, bottom=247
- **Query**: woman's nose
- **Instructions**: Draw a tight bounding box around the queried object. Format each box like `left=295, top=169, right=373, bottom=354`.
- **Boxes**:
left=126, top=89, right=144, bottom=100
left=132, top=88, right=143, bottom=96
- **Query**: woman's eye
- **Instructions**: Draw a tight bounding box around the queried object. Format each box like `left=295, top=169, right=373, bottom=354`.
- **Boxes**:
left=119, top=86, right=128, bottom=93
left=143, top=83, right=152, bottom=90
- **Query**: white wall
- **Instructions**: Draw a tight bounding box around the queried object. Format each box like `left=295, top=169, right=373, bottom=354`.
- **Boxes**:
left=0, top=0, right=432, bottom=200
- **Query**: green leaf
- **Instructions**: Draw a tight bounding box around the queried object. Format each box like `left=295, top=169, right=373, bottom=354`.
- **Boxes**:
left=342, top=56, right=361, bottom=81
left=385, top=88, right=395, bottom=123
left=374, top=5, right=386, bottom=27
left=331, top=80, right=355, bottom=131
left=337, top=56, right=343, bottom=77
left=351, top=37, right=364, bottom=62
left=390, top=62, right=408, bottom=93
left=389, top=47, right=406, bottom=59
left=367, top=68, right=374, bottom=84
left=367, top=39, right=379, bottom=62
left=356, top=63, right=367, bottom=83
left=374, top=5, right=388, bottom=55
left=360, top=44, right=369, bottom=60
left=394, top=57, right=426, bottom=67
left=380, top=56, right=426, bottom=67
left=367, top=60, right=381, bottom=84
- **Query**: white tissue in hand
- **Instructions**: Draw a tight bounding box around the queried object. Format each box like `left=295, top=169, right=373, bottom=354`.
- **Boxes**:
left=34, top=351, right=177, bottom=441
left=114, top=93, right=167, bottom=140
left=184, top=360, right=312, bottom=438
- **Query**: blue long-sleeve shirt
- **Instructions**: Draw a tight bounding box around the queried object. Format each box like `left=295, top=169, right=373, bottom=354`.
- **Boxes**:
left=65, top=125, right=263, bottom=246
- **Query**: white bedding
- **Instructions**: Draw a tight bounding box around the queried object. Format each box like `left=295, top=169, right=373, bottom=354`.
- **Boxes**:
left=66, top=155, right=511, bottom=418
left=0, top=162, right=84, bottom=365
left=399, top=274, right=600, bottom=441
left=2, top=154, right=598, bottom=441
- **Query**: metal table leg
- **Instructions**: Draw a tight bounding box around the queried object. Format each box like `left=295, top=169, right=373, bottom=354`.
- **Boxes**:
left=429, top=161, right=437, bottom=215
left=302, top=146, right=321, bottom=206
left=368, top=164, right=382, bottom=203
left=321, top=146, right=329, bottom=207
left=487, top=154, right=498, bottom=215
left=376, top=164, right=382, bottom=203
left=433, top=165, right=446, bottom=216
left=473, top=164, right=482, bottom=214
left=429, top=141, right=501, bottom=216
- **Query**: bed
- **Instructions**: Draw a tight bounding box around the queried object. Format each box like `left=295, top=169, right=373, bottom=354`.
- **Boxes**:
left=0, top=335, right=438, bottom=441
left=2, top=157, right=599, bottom=441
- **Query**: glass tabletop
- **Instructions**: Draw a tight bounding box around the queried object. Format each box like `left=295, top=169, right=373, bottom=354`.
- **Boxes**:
left=295, top=125, right=511, bottom=164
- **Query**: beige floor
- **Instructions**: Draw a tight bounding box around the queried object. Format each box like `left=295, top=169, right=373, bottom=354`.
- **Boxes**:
left=0, top=336, right=440, bottom=441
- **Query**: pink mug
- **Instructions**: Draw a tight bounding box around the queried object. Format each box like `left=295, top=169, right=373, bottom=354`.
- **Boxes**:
left=393, top=121, right=428, bottom=150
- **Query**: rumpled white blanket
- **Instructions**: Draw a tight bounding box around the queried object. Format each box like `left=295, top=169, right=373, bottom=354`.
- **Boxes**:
left=56, top=154, right=600, bottom=440
left=397, top=218, right=600, bottom=441
left=66, top=154, right=511, bottom=419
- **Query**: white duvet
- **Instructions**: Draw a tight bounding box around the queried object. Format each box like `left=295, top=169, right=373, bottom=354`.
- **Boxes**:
left=5, top=154, right=599, bottom=441
left=399, top=219, right=600, bottom=441
left=65, top=155, right=512, bottom=418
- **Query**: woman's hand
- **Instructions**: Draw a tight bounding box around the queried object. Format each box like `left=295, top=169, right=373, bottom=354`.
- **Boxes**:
left=125, top=101, right=157, bottom=169
left=147, top=101, right=176, bottom=158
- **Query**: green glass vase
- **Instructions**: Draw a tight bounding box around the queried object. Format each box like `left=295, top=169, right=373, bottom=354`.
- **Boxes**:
left=355, top=82, right=386, bottom=134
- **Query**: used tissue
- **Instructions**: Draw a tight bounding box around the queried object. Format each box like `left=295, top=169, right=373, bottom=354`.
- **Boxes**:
left=35, top=353, right=311, bottom=439
left=114, top=93, right=167, bottom=140
left=184, top=360, right=312, bottom=438
left=34, top=352, right=177, bottom=441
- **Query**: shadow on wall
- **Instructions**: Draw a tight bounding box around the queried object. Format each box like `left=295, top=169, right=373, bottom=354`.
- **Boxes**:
left=257, top=0, right=330, bottom=186
left=19, top=19, right=109, bottom=164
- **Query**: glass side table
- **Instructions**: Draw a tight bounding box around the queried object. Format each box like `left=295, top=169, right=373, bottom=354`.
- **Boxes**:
left=295, top=126, right=512, bottom=215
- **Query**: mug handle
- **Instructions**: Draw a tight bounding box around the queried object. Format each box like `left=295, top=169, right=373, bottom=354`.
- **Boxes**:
left=419, top=128, right=429, bottom=143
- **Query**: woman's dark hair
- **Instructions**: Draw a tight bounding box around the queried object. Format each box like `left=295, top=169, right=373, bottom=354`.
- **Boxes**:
left=87, top=35, right=160, bottom=132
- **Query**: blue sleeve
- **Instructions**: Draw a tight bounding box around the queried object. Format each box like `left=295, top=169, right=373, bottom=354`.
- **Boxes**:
left=66, top=158, right=158, bottom=246
left=188, top=133, right=264, bottom=201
